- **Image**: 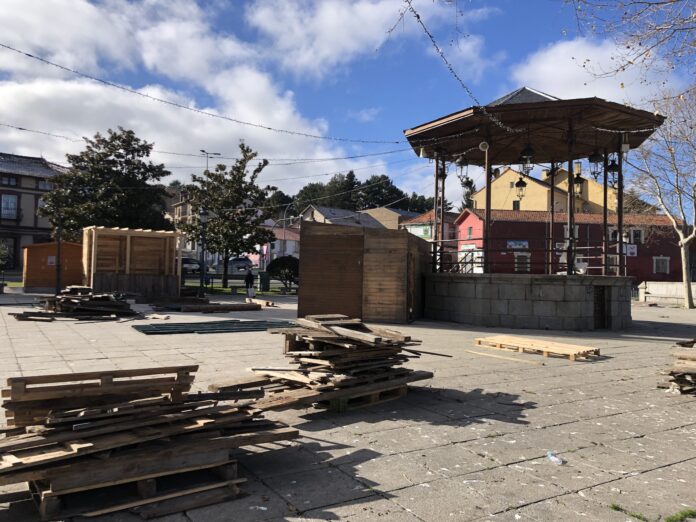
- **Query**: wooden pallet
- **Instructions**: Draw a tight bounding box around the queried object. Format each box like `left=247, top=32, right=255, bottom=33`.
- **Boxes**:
left=2, top=366, right=197, bottom=427
left=317, top=385, right=408, bottom=413
left=29, top=458, right=244, bottom=520
left=474, top=335, right=600, bottom=361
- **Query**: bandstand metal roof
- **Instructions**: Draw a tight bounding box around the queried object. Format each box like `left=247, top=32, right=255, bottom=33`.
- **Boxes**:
left=404, top=87, right=665, bottom=165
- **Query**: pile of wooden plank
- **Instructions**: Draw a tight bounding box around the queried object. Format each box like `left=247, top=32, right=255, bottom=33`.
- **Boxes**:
left=11, top=291, right=138, bottom=321
left=0, top=366, right=297, bottom=520
left=248, top=314, right=434, bottom=412
left=660, top=349, right=696, bottom=394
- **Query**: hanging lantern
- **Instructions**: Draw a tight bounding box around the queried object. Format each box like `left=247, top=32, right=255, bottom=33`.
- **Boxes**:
left=519, top=144, right=534, bottom=175
left=573, top=172, right=584, bottom=197
left=607, top=157, right=620, bottom=185
left=515, top=176, right=527, bottom=200
left=588, top=150, right=603, bottom=180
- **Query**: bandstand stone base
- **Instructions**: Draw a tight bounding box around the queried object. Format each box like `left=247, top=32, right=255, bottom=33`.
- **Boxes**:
left=424, top=273, right=632, bottom=330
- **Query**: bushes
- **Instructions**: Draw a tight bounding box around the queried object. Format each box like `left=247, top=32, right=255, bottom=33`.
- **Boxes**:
left=266, top=256, right=299, bottom=291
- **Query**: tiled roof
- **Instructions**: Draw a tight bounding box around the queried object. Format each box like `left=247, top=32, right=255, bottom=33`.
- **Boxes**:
left=269, top=227, right=300, bottom=241
left=401, top=209, right=460, bottom=225
left=487, top=87, right=561, bottom=107
left=305, top=205, right=384, bottom=228
left=462, top=209, right=676, bottom=226
left=0, top=152, right=67, bottom=179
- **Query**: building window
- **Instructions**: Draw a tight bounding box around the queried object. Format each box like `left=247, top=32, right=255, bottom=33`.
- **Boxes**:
left=37, top=196, right=46, bottom=209
left=563, top=224, right=579, bottom=239
left=1, top=175, right=18, bottom=186
left=1, top=194, right=18, bottom=219
left=509, top=181, right=514, bottom=188
left=653, top=256, right=670, bottom=274
left=607, top=254, right=619, bottom=275
left=514, top=252, right=531, bottom=273
left=467, top=226, right=473, bottom=239
left=512, top=200, right=520, bottom=211
left=630, top=229, right=644, bottom=244
left=37, top=180, right=53, bottom=191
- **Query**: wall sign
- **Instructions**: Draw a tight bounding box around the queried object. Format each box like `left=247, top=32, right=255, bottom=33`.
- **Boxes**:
left=506, top=240, right=528, bottom=249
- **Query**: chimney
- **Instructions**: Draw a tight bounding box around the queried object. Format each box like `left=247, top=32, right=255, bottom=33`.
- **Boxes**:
left=541, top=168, right=549, bottom=178
left=574, top=161, right=582, bottom=175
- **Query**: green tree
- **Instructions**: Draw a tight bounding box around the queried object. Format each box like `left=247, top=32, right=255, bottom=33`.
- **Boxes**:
left=265, top=189, right=293, bottom=219
left=294, top=182, right=327, bottom=211
left=267, top=255, right=299, bottom=291
left=40, top=127, right=173, bottom=240
left=180, top=143, right=275, bottom=288
left=322, top=171, right=360, bottom=209
left=354, top=175, right=407, bottom=210
left=403, top=192, right=434, bottom=213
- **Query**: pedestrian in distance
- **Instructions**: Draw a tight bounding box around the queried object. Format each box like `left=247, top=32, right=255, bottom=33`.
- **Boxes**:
left=245, top=269, right=256, bottom=298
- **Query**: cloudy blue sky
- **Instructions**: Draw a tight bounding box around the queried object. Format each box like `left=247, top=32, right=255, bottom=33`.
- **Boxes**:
left=0, top=0, right=685, bottom=203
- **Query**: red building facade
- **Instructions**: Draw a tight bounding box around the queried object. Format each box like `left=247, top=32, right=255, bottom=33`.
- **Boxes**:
left=455, top=210, right=684, bottom=283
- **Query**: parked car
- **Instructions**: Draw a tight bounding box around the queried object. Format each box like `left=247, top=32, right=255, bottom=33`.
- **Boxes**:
left=216, top=257, right=254, bottom=273
left=180, top=257, right=211, bottom=274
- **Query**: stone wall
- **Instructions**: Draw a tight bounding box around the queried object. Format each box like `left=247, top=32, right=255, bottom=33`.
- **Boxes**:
left=638, top=281, right=695, bottom=307
left=424, top=273, right=632, bottom=330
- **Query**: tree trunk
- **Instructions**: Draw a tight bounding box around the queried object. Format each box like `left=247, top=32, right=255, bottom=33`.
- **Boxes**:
left=222, top=249, right=229, bottom=288
left=680, top=244, right=694, bottom=309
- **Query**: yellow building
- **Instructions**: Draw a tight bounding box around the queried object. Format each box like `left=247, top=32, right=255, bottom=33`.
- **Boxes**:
left=471, top=167, right=617, bottom=213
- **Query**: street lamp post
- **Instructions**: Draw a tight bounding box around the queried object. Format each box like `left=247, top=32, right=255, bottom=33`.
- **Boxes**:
left=281, top=203, right=295, bottom=258
left=198, top=207, right=208, bottom=297
left=200, top=149, right=221, bottom=172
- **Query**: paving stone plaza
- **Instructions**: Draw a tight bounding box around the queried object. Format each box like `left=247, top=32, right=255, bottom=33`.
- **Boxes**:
left=1, top=296, right=694, bottom=522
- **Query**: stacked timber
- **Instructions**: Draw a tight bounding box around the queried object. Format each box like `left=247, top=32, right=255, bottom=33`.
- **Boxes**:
left=0, top=366, right=297, bottom=520
left=661, top=350, right=696, bottom=394
left=249, top=314, right=434, bottom=412
left=11, top=292, right=137, bottom=321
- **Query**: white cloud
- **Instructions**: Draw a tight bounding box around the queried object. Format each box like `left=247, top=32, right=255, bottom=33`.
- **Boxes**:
left=244, top=0, right=459, bottom=78
left=0, top=0, right=137, bottom=78
left=348, top=107, right=381, bottom=123
left=510, top=37, right=680, bottom=105
left=0, top=0, right=430, bottom=199
left=446, top=35, right=505, bottom=83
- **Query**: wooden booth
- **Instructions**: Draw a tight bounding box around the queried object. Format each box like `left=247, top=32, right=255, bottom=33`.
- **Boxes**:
left=22, top=242, right=83, bottom=293
left=82, top=227, right=183, bottom=299
left=298, top=222, right=430, bottom=323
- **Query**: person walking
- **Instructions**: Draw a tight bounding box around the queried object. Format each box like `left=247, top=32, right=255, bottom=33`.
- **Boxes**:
left=244, top=268, right=256, bottom=298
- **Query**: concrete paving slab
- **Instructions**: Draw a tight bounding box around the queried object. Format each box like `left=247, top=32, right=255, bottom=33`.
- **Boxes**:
left=0, top=298, right=695, bottom=522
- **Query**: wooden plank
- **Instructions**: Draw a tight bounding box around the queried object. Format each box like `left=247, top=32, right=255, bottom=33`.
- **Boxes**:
left=2, top=377, right=192, bottom=403
left=134, top=486, right=238, bottom=520
left=327, top=325, right=382, bottom=344
left=255, top=370, right=433, bottom=411
left=7, top=366, right=198, bottom=386
left=0, top=410, right=256, bottom=474
left=0, top=427, right=297, bottom=486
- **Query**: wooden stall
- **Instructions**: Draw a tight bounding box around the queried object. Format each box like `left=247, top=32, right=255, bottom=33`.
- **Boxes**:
left=82, top=227, right=183, bottom=299
left=22, top=242, right=83, bottom=293
left=298, top=222, right=430, bottom=323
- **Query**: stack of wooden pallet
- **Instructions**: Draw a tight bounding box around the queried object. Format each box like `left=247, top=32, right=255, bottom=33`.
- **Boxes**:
left=11, top=292, right=138, bottom=321
left=0, top=366, right=297, bottom=520
left=660, top=349, right=696, bottom=394
left=248, top=314, right=433, bottom=412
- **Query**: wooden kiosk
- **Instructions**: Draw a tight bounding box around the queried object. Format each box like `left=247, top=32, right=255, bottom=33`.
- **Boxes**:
left=82, top=227, right=183, bottom=299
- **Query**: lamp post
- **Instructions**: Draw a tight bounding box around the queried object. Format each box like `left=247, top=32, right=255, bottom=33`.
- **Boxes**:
left=281, top=203, right=295, bottom=258
left=200, top=149, right=221, bottom=172
left=198, top=207, right=208, bottom=297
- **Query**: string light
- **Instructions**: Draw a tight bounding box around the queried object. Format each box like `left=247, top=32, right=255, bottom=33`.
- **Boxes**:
left=402, top=0, right=523, bottom=134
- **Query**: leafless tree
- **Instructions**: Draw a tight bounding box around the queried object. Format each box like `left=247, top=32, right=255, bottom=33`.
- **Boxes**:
left=572, top=0, right=695, bottom=98
left=629, top=91, right=695, bottom=308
